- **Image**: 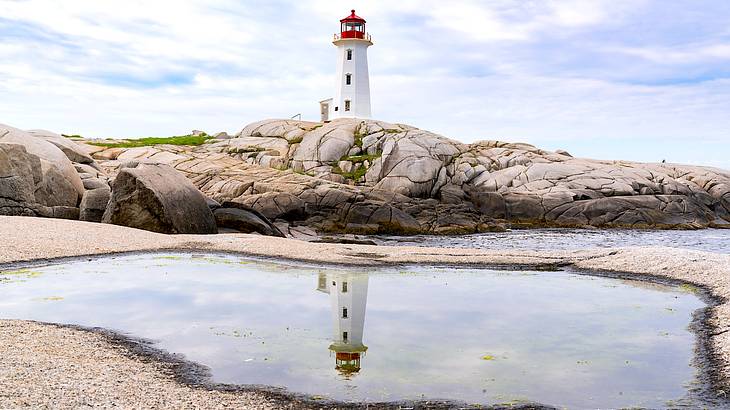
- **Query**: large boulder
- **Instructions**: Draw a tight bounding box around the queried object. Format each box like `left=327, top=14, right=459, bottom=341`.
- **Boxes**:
left=0, top=143, right=42, bottom=216
left=0, top=142, right=81, bottom=218
left=102, top=162, right=217, bottom=234
left=34, top=159, right=81, bottom=208
left=0, top=124, right=83, bottom=205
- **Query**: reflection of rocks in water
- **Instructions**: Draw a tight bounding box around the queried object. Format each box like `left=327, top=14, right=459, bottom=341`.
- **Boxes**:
left=317, top=272, right=369, bottom=376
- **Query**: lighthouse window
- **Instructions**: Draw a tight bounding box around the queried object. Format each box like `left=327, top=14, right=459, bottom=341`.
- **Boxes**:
left=344, top=100, right=351, bottom=111
left=347, top=49, right=352, bottom=60
left=342, top=307, right=348, bottom=318
left=342, top=281, right=348, bottom=292
left=346, top=74, right=352, bottom=85
left=343, top=331, right=348, bottom=342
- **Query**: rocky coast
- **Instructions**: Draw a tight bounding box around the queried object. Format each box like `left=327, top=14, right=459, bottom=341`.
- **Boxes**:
left=2, top=119, right=730, bottom=408
left=2, top=119, right=729, bottom=238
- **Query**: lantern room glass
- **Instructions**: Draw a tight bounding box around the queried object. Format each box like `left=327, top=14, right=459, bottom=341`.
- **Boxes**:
left=342, top=22, right=365, bottom=33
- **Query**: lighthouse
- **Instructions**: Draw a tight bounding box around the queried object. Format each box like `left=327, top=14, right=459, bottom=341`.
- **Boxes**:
left=316, top=272, right=369, bottom=375
left=320, top=10, right=373, bottom=122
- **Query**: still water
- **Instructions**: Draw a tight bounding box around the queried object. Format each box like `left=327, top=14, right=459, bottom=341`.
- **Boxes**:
left=373, top=228, right=730, bottom=253
left=0, top=253, right=711, bottom=408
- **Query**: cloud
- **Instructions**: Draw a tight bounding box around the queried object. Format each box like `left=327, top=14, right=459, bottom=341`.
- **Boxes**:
left=0, top=0, right=728, bottom=168
left=613, top=43, right=730, bottom=64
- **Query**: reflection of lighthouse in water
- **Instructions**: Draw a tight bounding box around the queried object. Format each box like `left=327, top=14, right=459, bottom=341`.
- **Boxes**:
left=316, top=272, right=369, bottom=375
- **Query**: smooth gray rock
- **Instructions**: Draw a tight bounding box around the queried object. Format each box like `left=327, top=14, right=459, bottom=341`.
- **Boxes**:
left=102, top=162, right=217, bottom=234
left=0, top=143, right=85, bottom=219
left=51, top=206, right=80, bottom=220
left=342, top=201, right=421, bottom=234
left=0, top=143, right=42, bottom=215
left=26, top=129, right=95, bottom=164
left=80, top=187, right=111, bottom=222
left=213, top=206, right=285, bottom=237
left=439, top=184, right=465, bottom=204
left=82, top=178, right=108, bottom=190
left=0, top=124, right=83, bottom=204
left=471, top=192, right=507, bottom=219
left=546, top=195, right=713, bottom=228
left=205, top=197, right=221, bottom=211
left=238, top=191, right=306, bottom=221
left=34, top=160, right=80, bottom=208
left=74, top=163, right=103, bottom=177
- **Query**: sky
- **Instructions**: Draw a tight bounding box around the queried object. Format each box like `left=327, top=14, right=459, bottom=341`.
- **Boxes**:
left=1, top=0, right=729, bottom=169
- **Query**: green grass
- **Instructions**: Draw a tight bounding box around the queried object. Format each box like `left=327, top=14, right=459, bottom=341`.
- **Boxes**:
left=88, top=134, right=212, bottom=148
left=333, top=164, right=368, bottom=181
left=353, top=126, right=364, bottom=148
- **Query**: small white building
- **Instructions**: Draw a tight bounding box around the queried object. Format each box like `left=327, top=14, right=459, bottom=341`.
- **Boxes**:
left=320, top=10, right=373, bottom=122
left=317, top=272, right=369, bottom=375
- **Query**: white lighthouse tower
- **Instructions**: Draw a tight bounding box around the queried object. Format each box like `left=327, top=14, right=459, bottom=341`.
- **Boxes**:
left=316, top=272, right=369, bottom=375
left=320, top=10, right=373, bottom=122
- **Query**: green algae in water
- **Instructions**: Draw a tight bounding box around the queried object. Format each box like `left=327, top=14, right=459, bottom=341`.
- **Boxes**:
left=33, top=296, right=64, bottom=302
left=155, top=255, right=186, bottom=261
left=679, top=283, right=701, bottom=295
left=0, top=268, right=44, bottom=283
left=1, top=268, right=43, bottom=278
left=0, top=253, right=714, bottom=409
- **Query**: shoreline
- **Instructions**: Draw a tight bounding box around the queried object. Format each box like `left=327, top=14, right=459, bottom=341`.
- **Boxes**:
left=2, top=216, right=730, bottom=408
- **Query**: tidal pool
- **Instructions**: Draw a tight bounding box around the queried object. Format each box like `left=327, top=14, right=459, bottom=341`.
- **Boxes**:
left=0, top=253, right=713, bottom=408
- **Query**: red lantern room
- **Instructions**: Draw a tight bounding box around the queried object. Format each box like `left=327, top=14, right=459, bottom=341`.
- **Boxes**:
left=340, top=9, right=366, bottom=40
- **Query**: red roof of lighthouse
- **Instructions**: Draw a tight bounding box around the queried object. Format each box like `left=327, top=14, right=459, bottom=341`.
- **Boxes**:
left=340, top=9, right=366, bottom=23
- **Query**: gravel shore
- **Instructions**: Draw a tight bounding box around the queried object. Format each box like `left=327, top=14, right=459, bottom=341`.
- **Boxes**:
left=2, top=215, right=730, bottom=408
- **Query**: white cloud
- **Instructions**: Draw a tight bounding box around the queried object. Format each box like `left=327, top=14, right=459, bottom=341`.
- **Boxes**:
left=613, top=43, right=730, bottom=64
left=0, top=0, right=728, bottom=169
left=544, top=0, right=647, bottom=27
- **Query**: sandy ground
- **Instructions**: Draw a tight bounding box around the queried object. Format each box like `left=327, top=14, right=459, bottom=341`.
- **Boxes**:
left=2, top=215, right=730, bottom=408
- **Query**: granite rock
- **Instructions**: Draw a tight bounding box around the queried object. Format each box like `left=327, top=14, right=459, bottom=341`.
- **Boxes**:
left=213, top=203, right=285, bottom=237
left=26, top=130, right=95, bottom=164
left=102, top=162, right=217, bottom=234
left=1, top=125, right=83, bottom=205
left=82, top=118, right=730, bottom=233
left=80, top=187, right=112, bottom=223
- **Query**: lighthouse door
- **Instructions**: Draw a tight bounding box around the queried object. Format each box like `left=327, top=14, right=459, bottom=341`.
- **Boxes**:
left=320, top=101, right=330, bottom=122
